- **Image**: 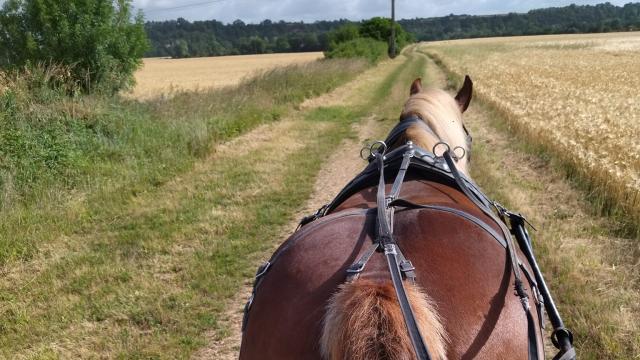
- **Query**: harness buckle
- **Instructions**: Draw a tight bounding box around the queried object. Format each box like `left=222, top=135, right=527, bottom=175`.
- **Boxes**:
left=399, top=260, right=415, bottom=273
left=297, top=204, right=329, bottom=229
left=399, top=260, right=417, bottom=282
left=383, top=243, right=397, bottom=255
left=499, top=203, right=538, bottom=232
left=255, top=261, right=271, bottom=279
left=346, top=262, right=366, bottom=274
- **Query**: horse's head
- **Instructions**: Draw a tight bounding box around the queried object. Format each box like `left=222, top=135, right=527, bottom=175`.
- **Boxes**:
left=399, top=76, right=473, bottom=175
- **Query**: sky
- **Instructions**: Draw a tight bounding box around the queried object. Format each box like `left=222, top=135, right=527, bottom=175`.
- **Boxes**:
left=134, top=0, right=633, bottom=23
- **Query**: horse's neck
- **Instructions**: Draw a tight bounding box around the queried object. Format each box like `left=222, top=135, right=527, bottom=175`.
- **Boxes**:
left=403, top=119, right=440, bottom=152
left=401, top=115, right=470, bottom=176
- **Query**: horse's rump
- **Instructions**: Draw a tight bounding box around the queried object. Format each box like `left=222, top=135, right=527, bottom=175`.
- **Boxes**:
left=240, top=180, right=541, bottom=359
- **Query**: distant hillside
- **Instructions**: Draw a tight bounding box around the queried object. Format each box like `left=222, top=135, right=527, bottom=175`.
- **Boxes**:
left=400, top=2, right=640, bottom=40
left=145, top=2, right=640, bottom=58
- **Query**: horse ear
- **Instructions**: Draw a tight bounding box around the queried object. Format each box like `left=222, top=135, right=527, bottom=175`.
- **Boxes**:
left=410, top=78, right=422, bottom=95
left=455, top=75, right=473, bottom=113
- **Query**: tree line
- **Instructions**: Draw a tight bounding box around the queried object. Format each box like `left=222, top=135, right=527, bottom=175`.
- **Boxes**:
left=400, top=2, right=640, bottom=41
left=145, top=2, right=640, bottom=58
left=145, top=19, right=344, bottom=58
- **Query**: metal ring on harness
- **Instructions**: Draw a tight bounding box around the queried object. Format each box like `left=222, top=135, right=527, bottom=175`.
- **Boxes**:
left=453, top=146, right=466, bottom=160
left=433, top=142, right=466, bottom=162
left=432, top=141, right=451, bottom=158
left=360, top=141, right=388, bottom=160
left=433, top=142, right=461, bottom=163
left=371, top=141, right=388, bottom=156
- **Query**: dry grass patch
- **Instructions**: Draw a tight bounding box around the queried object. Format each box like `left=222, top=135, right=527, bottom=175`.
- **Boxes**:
left=130, top=52, right=324, bottom=99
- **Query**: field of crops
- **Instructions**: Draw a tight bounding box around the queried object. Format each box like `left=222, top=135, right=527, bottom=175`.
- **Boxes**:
left=421, top=32, right=640, bottom=228
left=129, top=52, right=324, bottom=99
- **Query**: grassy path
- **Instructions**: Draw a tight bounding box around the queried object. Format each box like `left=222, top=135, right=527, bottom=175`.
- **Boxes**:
left=192, top=48, right=433, bottom=359
left=8, top=44, right=627, bottom=359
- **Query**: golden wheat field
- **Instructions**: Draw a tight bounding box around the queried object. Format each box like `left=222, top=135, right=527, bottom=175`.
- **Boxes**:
left=129, top=52, right=325, bottom=99
left=421, top=32, right=640, bottom=221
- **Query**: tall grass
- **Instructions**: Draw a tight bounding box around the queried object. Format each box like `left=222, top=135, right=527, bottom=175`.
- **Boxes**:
left=423, top=46, right=640, bottom=238
left=424, top=49, right=640, bottom=359
left=0, top=59, right=368, bottom=264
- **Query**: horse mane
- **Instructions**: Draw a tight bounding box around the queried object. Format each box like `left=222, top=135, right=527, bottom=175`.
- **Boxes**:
left=400, top=87, right=469, bottom=174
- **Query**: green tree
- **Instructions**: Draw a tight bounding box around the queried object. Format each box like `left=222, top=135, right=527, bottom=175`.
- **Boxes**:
left=171, top=39, right=189, bottom=58
left=359, top=17, right=413, bottom=49
left=327, top=23, right=360, bottom=46
left=0, top=0, right=149, bottom=93
left=274, top=37, right=291, bottom=52
left=248, top=36, right=267, bottom=54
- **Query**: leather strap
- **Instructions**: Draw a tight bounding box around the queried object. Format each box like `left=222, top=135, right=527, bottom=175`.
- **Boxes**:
left=374, top=154, right=433, bottom=360
left=441, top=151, right=540, bottom=360
left=385, top=243, right=431, bottom=360
left=346, top=242, right=379, bottom=281
left=389, top=199, right=507, bottom=248
left=389, top=149, right=414, bottom=201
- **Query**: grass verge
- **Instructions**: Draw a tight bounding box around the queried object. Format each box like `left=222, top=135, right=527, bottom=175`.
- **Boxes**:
left=0, top=59, right=368, bottom=265
left=0, top=49, right=429, bottom=358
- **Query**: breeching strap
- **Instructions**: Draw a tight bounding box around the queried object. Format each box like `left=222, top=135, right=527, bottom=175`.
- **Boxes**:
left=441, top=150, right=540, bottom=360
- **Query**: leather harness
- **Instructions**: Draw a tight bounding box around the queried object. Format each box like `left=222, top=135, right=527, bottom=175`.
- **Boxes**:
left=243, top=116, right=576, bottom=360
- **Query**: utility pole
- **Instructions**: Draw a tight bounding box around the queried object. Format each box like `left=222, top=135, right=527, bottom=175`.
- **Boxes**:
left=389, top=0, right=397, bottom=58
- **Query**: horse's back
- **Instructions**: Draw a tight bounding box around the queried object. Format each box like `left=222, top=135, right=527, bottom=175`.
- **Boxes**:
left=240, top=180, right=540, bottom=359
left=240, top=208, right=376, bottom=359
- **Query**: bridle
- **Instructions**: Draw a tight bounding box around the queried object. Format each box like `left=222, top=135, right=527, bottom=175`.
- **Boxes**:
left=243, top=116, right=576, bottom=360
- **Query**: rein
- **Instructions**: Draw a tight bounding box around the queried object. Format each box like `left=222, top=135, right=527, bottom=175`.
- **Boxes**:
left=372, top=143, right=432, bottom=359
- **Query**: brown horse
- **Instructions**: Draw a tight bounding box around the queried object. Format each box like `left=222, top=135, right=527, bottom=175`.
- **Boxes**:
left=239, top=78, right=545, bottom=359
